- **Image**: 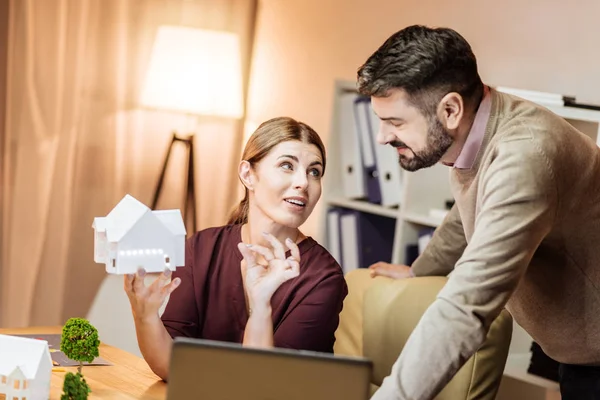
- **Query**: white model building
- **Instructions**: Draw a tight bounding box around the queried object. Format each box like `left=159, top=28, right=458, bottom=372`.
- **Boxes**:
left=92, top=194, right=186, bottom=274
left=0, top=334, right=52, bottom=400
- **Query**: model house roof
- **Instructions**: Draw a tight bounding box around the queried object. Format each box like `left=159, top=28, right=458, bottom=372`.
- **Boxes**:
left=0, top=334, right=49, bottom=378
left=92, top=194, right=186, bottom=242
left=153, top=210, right=187, bottom=236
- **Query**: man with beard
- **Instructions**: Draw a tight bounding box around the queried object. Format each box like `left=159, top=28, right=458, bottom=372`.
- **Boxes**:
left=359, top=25, right=600, bottom=400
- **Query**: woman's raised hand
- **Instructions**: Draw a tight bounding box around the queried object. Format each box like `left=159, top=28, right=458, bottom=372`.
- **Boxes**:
left=237, top=233, right=300, bottom=310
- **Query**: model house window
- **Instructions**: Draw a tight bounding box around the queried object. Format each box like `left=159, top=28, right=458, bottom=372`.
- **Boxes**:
left=13, top=380, right=19, bottom=389
left=23, top=381, right=27, bottom=389
left=1, top=375, right=6, bottom=383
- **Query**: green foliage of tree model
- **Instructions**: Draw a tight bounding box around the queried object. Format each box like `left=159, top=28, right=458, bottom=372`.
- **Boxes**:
left=60, top=372, right=91, bottom=400
left=60, top=317, right=100, bottom=374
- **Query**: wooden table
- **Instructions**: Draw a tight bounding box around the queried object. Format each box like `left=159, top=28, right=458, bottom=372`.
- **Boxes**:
left=0, top=326, right=167, bottom=399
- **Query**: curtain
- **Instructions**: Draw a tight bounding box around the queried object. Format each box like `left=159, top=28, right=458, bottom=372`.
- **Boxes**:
left=0, top=0, right=257, bottom=328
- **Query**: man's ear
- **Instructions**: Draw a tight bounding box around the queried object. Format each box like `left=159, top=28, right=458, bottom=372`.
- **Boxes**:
left=437, top=92, right=464, bottom=131
left=238, top=160, right=254, bottom=191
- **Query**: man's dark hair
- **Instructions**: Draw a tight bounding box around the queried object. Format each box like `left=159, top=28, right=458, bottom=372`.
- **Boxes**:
left=357, top=25, right=483, bottom=115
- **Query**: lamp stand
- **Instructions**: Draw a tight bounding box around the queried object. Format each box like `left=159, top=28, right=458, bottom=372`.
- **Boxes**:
left=151, top=132, right=197, bottom=234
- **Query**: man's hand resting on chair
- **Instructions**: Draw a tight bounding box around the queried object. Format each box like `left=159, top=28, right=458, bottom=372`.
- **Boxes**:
left=368, top=262, right=413, bottom=279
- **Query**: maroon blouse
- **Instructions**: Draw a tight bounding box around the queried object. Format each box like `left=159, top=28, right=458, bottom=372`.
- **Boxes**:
left=161, top=224, right=348, bottom=353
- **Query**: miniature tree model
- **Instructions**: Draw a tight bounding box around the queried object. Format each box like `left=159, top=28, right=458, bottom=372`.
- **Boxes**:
left=61, top=372, right=90, bottom=400
left=60, top=317, right=100, bottom=374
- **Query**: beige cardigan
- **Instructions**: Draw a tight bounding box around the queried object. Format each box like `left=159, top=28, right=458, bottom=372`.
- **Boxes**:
left=372, top=88, right=600, bottom=400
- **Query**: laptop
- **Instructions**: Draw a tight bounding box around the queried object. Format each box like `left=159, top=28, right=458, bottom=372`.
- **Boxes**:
left=166, top=337, right=373, bottom=400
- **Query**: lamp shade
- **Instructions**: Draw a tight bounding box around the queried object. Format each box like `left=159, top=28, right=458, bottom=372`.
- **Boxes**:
left=141, top=26, right=244, bottom=119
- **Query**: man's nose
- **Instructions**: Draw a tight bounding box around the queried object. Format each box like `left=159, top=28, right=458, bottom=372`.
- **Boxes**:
left=377, top=125, right=395, bottom=145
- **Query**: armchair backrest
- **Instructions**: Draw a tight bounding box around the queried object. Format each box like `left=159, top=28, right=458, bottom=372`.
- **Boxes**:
left=335, top=269, right=513, bottom=400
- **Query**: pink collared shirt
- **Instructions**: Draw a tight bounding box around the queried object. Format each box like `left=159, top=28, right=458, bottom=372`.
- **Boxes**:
left=451, top=85, right=492, bottom=170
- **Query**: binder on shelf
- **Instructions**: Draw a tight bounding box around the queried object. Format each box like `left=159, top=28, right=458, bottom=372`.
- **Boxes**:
left=404, top=244, right=419, bottom=266
left=339, top=210, right=359, bottom=273
left=326, top=208, right=343, bottom=265
left=366, top=102, right=403, bottom=207
left=405, top=227, right=435, bottom=265
left=357, top=211, right=396, bottom=268
left=330, top=207, right=396, bottom=273
left=417, top=227, right=435, bottom=254
left=354, top=96, right=381, bottom=204
left=338, top=92, right=366, bottom=199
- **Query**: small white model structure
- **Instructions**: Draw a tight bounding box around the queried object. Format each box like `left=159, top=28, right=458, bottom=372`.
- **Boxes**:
left=92, top=194, right=186, bottom=274
left=0, top=334, right=52, bottom=400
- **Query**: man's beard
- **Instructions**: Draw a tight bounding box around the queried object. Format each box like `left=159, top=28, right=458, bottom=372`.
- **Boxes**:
left=391, top=117, right=453, bottom=172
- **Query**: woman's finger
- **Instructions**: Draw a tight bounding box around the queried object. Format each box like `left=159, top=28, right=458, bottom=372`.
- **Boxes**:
left=287, top=258, right=300, bottom=275
left=132, top=268, right=147, bottom=294
left=124, top=274, right=135, bottom=293
left=153, top=268, right=172, bottom=290
left=238, top=242, right=258, bottom=266
left=262, top=232, right=285, bottom=260
left=285, top=238, right=301, bottom=261
left=246, top=244, right=275, bottom=262
left=160, top=277, right=182, bottom=297
left=283, top=258, right=300, bottom=281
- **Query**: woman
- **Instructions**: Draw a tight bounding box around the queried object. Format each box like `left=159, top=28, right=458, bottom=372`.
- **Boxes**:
left=124, top=117, right=348, bottom=380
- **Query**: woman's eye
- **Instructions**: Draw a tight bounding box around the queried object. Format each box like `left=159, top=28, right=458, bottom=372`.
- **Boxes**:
left=309, top=168, right=321, bottom=178
left=281, top=162, right=293, bottom=170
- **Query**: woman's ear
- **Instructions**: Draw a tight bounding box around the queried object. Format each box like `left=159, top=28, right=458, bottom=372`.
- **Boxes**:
left=238, top=160, right=254, bottom=191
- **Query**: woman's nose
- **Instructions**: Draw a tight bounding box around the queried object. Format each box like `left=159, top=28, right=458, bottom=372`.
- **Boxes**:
left=293, top=171, right=308, bottom=189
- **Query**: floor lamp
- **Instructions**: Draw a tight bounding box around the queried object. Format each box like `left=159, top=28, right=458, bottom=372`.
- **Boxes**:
left=140, top=25, right=244, bottom=235
left=151, top=133, right=196, bottom=232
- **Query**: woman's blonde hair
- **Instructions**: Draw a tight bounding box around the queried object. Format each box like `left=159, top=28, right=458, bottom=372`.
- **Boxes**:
left=227, top=117, right=326, bottom=225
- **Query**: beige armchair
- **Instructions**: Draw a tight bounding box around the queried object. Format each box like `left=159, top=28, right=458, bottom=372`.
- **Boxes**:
left=334, top=269, right=512, bottom=399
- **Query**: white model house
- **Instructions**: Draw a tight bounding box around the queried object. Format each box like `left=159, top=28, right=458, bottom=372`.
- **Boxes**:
left=92, top=194, right=186, bottom=274
left=0, top=334, right=52, bottom=400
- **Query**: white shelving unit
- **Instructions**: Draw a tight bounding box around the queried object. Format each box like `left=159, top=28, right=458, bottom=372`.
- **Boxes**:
left=320, top=79, right=600, bottom=396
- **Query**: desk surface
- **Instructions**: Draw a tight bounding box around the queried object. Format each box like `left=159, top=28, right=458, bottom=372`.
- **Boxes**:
left=0, top=326, right=166, bottom=400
